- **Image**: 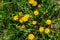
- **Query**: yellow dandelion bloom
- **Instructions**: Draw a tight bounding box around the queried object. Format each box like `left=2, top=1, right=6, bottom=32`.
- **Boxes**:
left=28, top=34, right=35, bottom=40
left=24, top=14, right=30, bottom=18
left=34, top=10, right=39, bottom=16
left=32, top=1, right=37, bottom=6
left=46, top=19, right=52, bottom=25
left=22, top=17, right=28, bottom=22
left=45, top=28, right=51, bottom=34
left=32, top=21, right=37, bottom=25
left=19, top=19, right=23, bottom=23
left=13, top=15, right=19, bottom=21
left=21, top=14, right=29, bottom=22
left=39, top=27, right=44, bottom=32
left=28, top=0, right=35, bottom=4
left=21, top=25, right=25, bottom=29
left=22, top=14, right=29, bottom=22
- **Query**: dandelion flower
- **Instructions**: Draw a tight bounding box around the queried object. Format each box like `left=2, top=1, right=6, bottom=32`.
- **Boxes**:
left=34, top=10, right=39, bottom=16
left=45, top=28, right=51, bottom=34
left=19, top=19, right=23, bottom=23
left=28, top=34, right=35, bottom=40
left=39, top=27, right=44, bottom=32
left=32, top=1, right=37, bottom=6
left=32, top=21, right=37, bottom=25
left=13, top=15, right=19, bottom=21
left=22, top=14, right=29, bottom=22
left=28, top=0, right=35, bottom=4
left=46, top=19, right=52, bottom=25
